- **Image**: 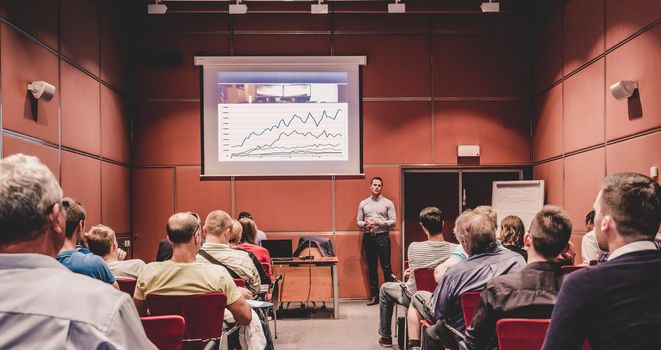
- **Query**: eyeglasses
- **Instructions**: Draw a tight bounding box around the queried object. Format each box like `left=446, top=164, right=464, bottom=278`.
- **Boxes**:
left=187, top=212, right=201, bottom=233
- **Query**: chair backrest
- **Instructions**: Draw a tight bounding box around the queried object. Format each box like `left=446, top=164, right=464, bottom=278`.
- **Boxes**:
left=413, top=268, right=437, bottom=293
left=496, top=318, right=550, bottom=350
left=140, top=315, right=185, bottom=350
left=261, top=262, right=272, bottom=278
left=117, top=279, right=137, bottom=296
left=233, top=278, right=246, bottom=288
left=460, top=291, right=482, bottom=328
left=561, top=265, right=586, bottom=274
left=146, top=293, right=227, bottom=341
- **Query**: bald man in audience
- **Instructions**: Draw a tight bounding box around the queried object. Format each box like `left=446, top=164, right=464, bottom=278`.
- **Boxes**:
left=198, top=210, right=262, bottom=295
left=87, top=224, right=146, bottom=279
left=543, top=173, right=661, bottom=350
left=135, top=212, right=265, bottom=349
left=0, top=154, right=155, bottom=349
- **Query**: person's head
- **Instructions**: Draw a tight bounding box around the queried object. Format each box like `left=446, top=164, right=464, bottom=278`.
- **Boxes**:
left=370, top=177, right=383, bottom=196
left=527, top=205, right=572, bottom=259
left=594, top=173, right=661, bottom=251
left=239, top=217, right=257, bottom=244
left=454, top=210, right=498, bottom=256
left=500, top=215, right=525, bottom=248
left=229, top=219, right=243, bottom=244
left=86, top=224, right=117, bottom=258
left=419, top=207, right=444, bottom=237
left=473, top=205, right=498, bottom=230
left=0, top=154, right=65, bottom=254
left=585, top=210, right=595, bottom=231
left=166, top=212, right=202, bottom=246
left=203, top=210, right=233, bottom=243
left=63, top=197, right=86, bottom=242
left=238, top=211, right=253, bottom=220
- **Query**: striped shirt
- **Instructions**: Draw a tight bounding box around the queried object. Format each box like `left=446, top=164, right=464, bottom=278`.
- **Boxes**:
left=196, top=242, right=261, bottom=294
left=406, top=240, right=457, bottom=293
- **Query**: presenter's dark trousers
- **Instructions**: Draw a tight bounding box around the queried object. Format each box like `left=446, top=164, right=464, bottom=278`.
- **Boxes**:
left=364, top=231, right=393, bottom=297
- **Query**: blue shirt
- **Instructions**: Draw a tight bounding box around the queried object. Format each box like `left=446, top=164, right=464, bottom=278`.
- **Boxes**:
left=56, top=249, right=116, bottom=284
left=432, top=245, right=526, bottom=331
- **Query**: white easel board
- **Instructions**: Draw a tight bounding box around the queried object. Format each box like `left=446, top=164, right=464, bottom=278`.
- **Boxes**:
left=492, top=180, right=545, bottom=231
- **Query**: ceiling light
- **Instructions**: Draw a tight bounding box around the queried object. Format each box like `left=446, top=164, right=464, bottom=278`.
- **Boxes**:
left=147, top=0, right=167, bottom=15
left=229, top=0, right=248, bottom=14
left=388, top=0, right=405, bottom=13
left=480, top=1, right=500, bottom=12
left=311, top=0, right=328, bottom=14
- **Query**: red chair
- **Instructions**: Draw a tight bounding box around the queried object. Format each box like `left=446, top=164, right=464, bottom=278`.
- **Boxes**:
left=496, top=318, right=592, bottom=350
left=413, top=268, right=438, bottom=293
left=117, top=279, right=137, bottom=296
left=233, top=279, right=246, bottom=288
left=460, top=291, right=481, bottom=328
left=140, top=315, right=185, bottom=350
left=146, top=293, right=227, bottom=349
left=561, top=265, right=587, bottom=274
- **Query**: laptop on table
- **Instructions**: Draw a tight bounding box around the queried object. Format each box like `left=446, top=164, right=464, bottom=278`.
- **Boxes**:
left=262, top=239, right=293, bottom=261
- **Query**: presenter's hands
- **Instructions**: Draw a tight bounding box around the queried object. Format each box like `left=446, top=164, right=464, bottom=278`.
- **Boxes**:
left=116, top=248, right=127, bottom=261
left=239, top=287, right=254, bottom=300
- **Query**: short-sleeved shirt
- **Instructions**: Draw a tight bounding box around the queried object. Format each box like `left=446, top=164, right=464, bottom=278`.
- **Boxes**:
left=196, top=242, right=261, bottom=294
left=135, top=260, right=241, bottom=306
left=406, top=240, right=457, bottom=293
left=108, top=259, right=146, bottom=280
left=56, top=249, right=116, bottom=284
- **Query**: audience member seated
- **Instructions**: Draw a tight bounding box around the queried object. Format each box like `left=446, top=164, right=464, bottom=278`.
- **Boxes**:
left=229, top=219, right=271, bottom=283
left=198, top=211, right=262, bottom=295
left=377, top=207, right=457, bottom=347
left=433, top=206, right=498, bottom=283
left=542, top=173, right=661, bottom=350
left=463, top=205, right=572, bottom=350
left=580, top=209, right=606, bottom=265
left=134, top=212, right=265, bottom=349
left=238, top=211, right=267, bottom=244
left=0, top=154, right=155, bottom=348
left=239, top=217, right=272, bottom=265
left=56, top=197, right=118, bottom=288
left=406, top=208, right=526, bottom=350
left=87, top=224, right=146, bottom=279
left=499, top=215, right=528, bottom=261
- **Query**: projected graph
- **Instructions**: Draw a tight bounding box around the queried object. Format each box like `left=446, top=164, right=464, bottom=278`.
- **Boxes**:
left=218, top=103, right=348, bottom=161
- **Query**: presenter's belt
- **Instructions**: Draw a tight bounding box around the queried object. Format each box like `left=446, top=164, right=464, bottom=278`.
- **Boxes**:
left=365, top=231, right=389, bottom=236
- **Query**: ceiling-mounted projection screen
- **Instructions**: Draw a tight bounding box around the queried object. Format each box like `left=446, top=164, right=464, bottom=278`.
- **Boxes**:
left=195, top=56, right=366, bottom=177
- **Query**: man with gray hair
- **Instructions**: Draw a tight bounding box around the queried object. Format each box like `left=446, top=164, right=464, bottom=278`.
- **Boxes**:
left=0, top=154, right=155, bottom=349
left=406, top=209, right=526, bottom=350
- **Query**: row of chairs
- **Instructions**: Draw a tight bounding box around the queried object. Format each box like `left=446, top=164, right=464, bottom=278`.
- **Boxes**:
left=412, top=265, right=589, bottom=350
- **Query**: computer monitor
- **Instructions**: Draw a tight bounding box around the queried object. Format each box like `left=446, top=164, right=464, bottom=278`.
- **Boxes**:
left=261, top=239, right=293, bottom=260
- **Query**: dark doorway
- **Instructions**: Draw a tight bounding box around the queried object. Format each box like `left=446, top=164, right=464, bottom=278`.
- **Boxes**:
left=402, top=169, right=522, bottom=262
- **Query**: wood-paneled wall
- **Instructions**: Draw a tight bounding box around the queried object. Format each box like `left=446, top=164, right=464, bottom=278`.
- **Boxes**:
left=0, top=0, right=133, bottom=235
left=132, top=8, right=532, bottom=298
left=531, top=0, right=661, bottom=264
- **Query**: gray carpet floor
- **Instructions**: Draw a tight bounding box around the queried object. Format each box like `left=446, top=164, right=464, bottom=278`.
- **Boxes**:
left=270, top=300, right=406, bottom=350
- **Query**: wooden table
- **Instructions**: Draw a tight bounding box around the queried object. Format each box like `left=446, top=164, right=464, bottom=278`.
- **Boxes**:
left=271, top=257, right=339, bottom=319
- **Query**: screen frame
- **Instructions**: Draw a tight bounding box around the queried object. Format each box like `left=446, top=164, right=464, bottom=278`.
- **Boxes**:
left=195, top=56, right=366, bottom=178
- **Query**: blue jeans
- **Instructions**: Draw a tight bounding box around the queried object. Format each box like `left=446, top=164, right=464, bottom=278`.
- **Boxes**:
left=378, top=282, right=411, bottom=338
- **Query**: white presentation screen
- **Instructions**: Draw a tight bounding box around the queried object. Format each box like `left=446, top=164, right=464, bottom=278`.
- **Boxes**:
left=196, top=56, right=365, bottom=177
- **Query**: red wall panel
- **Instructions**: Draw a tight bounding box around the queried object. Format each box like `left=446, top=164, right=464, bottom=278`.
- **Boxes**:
left=362, top=101, right=432, bottom=165
left=334, top=34, right=432, bottom=97
left=175, top=166, right=232, bottom=220
left=434, top=34, right=529, bottom=97
left=133, top=102, right=200, bottom=166
left=1, top=25, right=59, bottom=144
left=234, top=13, right=330, bottom=31
left=434, top=101, right=530, bottom=165
left=605, top=26, right=661, bottom=141
left=61, top=151, right=102, bottom=228
left=533, top=159, right=564, bottom=207
left=2, top=134, right=59, bottom=181
left=233, top=35, right=331, bottom=56
left=563, top=58, right=605, bottom=153
left=606, top=131, right=661, bottom=175
left=334, top=13, right=430, bottom=32
left=563, top=0, right=604, bottom=75
left=606, top=0, right=661, bottom=49
left=132, top=168, right=175, bottom=262
left=61, top=61, right=101, bottom=155
left=134, top=33, right=230, bottom=99
left=234, top=177, right=333, bottom=232
left=563, top=148, right=605, bottom=232
left=100, top=86, right=130, bottom=163
left=335, top=167, right=401, bottom=232
left=533, top=0, right=563, bottom=93
left=533, top=85, right=563, bottom=162
left=60, top=0, right=100, bottom=76
left=99, top=1, right=129, bottom=92
left=0, top=0, right=58, bottom=50
left=101, top=162, right=131, bottom=234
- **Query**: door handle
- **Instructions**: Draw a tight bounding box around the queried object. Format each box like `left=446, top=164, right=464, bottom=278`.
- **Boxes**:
left=462, top=188, right=467, bottom=208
